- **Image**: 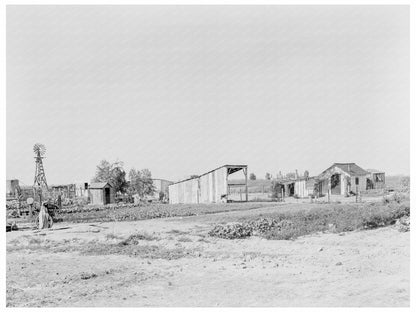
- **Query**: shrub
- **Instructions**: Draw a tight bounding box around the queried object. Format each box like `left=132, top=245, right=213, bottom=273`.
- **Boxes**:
left=208, top=223, right=253, bottom=239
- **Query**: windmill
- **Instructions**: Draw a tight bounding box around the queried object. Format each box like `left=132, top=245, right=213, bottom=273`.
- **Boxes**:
left=33, top=143, right=49, bottom=204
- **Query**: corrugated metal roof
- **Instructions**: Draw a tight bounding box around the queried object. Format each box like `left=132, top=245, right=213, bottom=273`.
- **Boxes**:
left=170, top=164, right=247, bottom=185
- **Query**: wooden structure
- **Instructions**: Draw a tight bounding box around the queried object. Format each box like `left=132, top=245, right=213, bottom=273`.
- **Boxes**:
left=75, top=182, right=90, bottom=197
left=6, top=179, right=20, bottom=199
left=316, top=163, right=369, bottom=196
left=151, top=179, right=173, bottom=198
left=274, top=176, right=316, bottom=199
left=169, top=165, right=248, bottom=204
left=50, top=184, right=76, bottom=199
left=88, top=182, right=115, bottom=205
left=366, top=169, right=386, bottom=190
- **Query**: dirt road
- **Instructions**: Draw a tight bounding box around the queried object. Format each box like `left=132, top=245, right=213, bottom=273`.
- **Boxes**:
left=6, top=211, right=409, bottom=307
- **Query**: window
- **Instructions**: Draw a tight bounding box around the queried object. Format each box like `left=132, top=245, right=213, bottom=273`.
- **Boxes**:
left=355, top=177, right=359, bottom=185
left=375, top=174, right=384, bottom=183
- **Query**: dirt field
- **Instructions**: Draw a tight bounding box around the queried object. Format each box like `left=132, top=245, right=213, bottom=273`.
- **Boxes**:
left=6, top=203, right=409, bottom=307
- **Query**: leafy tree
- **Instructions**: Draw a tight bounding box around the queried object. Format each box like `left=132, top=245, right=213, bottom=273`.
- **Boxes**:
left=128, top=168, right=155, bottom=197
left=285, top=172, right=296, bottom=179
left=249, top=173, right=256, bottom=180
left=93, top=160, right=128, bottom=193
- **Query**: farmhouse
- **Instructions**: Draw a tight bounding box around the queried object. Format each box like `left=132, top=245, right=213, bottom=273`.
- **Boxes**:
left=169, top=165, right=248, bottom=204
left=273, top=163, right=383, bottom=199
left=315, top=163, right=369, bottom=196
left=274, top=172, right=316, bottom=199
left=88, top=182, right=115, bottom=205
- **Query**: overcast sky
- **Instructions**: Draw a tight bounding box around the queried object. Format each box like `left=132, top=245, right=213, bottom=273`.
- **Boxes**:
left=6, top=5, right=409, bottom=185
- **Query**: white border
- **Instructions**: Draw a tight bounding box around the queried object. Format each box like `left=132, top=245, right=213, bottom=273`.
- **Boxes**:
left=1, top=1, right=414, bottom=312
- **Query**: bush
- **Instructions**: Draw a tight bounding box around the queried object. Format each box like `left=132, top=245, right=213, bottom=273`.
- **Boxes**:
left=208, top=223, right=253, bottom=239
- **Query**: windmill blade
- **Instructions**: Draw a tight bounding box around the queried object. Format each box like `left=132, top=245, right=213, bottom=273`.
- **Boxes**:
left=33, top=143, right=46, bottom=156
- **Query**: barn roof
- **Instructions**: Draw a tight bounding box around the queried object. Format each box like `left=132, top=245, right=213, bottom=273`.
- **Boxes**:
left=89, top=182, right=113, bottom=189
left=170, top=164, right=247, bottom=185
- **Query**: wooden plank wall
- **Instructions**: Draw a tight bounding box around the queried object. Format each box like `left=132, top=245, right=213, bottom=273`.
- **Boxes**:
left=169, top=166, right=229, bottom=204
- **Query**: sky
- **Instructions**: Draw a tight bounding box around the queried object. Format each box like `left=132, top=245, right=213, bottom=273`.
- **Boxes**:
left=6, top=5, right=410, bottom=185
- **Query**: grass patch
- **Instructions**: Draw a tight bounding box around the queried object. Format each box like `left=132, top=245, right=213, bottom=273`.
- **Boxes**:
left=119, top=232, right=158, bottom=245
left=177, top=236, right=193, bottom=243
left=209, top=200, right=410, bottom=240
left=7, top=234, right=195, bottom=260
left=105, top=233, right=124, bottom=240
left=166, top=229, right=190, bottom=235
left=52, top=202, right=278, bottom=224
left=81, top=242, right=193, bottom=260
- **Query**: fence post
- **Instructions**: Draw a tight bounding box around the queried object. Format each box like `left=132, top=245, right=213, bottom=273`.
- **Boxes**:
left=327, top=189, right=330, bottom=203
left=356, top=185, right=358, bottom=203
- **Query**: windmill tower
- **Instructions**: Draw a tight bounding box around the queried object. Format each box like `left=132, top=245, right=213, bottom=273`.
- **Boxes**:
left=33, top=143, right=48, bottom=203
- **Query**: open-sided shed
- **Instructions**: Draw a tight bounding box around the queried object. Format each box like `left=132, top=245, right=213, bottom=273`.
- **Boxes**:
left=169, top=165, right=248, bottom=204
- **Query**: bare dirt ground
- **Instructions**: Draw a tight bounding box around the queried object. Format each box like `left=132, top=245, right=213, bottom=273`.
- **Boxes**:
left=6, top=205, right=409, bottom=307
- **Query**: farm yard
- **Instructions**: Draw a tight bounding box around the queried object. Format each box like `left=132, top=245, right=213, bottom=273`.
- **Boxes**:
left=6, top=192, right=410, bottom=307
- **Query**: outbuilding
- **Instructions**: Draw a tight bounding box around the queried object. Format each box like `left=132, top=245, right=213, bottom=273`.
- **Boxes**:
left=169, top=165, right=248, bottom=204
left=366, top=169, right=386, bottom=190
left=88, top=182, right=115, bottom=205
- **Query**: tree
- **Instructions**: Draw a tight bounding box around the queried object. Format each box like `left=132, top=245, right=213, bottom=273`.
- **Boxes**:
left=93, top=160, right=128, bottom=193
left=285, top=172, right=296, bottom=179
left=265, top=173, right=271, bottom=180
left=249, top=173, right=256, bottom=180
left=128, top=168, right=155, bottom=197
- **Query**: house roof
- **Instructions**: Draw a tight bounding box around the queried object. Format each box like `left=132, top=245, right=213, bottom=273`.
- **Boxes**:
left=89, top=182, right=112, bottom=189
left=321, top=163, right=369, bottom=177
left=366, top=169, right=384, bottom=174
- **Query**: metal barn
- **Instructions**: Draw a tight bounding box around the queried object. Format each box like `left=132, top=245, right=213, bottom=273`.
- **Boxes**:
left=169, top=165, right=248, bottom=204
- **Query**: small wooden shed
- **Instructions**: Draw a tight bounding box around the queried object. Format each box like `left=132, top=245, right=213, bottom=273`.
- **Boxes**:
left=88, top=182, right=115, bottom=205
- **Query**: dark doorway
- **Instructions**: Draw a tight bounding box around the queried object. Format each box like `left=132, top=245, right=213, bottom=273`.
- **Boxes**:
left=288, top=183, right=295, bottom=196
left=104, top=188, right=111, bottom=205
left=331, top=174, right=341, bottom=195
